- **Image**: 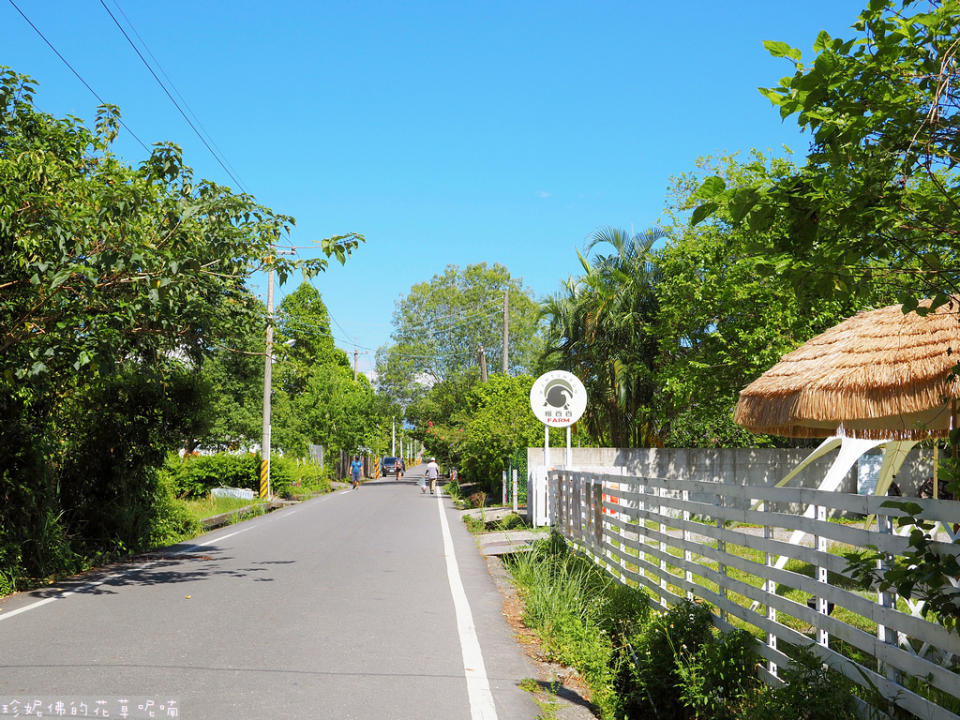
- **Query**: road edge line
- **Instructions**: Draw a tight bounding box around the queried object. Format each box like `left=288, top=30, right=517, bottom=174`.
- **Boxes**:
left=436, top=495, right=499, bottom=720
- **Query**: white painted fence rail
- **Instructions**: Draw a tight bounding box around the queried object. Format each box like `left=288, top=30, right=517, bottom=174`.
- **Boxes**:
left=547, top=469, right=960, bottom=720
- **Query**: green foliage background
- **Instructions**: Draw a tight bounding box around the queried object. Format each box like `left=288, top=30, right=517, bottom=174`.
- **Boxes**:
left=0, top=69, right=365, bottom=591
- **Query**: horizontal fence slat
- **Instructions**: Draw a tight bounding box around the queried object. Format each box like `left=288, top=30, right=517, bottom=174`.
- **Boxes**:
left=601, top=487, right=959, bottom=558
left=614, top=523, right=960, bottom=688
left=570, top=470, right=960, bottom=525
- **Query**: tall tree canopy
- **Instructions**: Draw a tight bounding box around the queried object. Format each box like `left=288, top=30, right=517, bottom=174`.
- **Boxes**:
left=0, top=68, right=362, bottom=584
left=654, top=154, right=907, bottom=447
left=542, top=228, right=664, bottom=447
left=692, top=1, right=960, bottom=310
left=376, top=262, right=544, bottom=406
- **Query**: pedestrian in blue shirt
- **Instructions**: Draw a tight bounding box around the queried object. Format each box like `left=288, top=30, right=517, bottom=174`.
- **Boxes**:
left=350, top=456, right=363, bottom=490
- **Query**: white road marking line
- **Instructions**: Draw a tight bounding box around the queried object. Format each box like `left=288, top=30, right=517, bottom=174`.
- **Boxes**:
left=0, top=490, right=351, bottom=621
left=436, top=495, right=499, bottom=720
left=0, top=518, right=261, bottom=622
left=0, top=596, right=58, bottom=621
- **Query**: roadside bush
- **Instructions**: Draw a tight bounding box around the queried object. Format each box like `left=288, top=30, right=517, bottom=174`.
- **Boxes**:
left=271, top=456, right=330, bottom=498
left=160, top=452, right=328, bottom=500
left=443, top=480, right=462, bottom=500
left=742, top=645, right=859, bottom=720
left=162, top=452, right=260, bottom=498
left=467, top=491, right=487, bottom=508
left=508, top=535, right=647, bottom=718
left=150, top=471, right=201, bottom=546
left=508, top=538, right=866, bottom=720
left=617, top=599, right=715, bottom=719
left=675, top=628, right=759, bottom=720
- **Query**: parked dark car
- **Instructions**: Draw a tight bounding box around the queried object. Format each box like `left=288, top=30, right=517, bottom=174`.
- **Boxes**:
left=381, top=456, right=400, bottom=476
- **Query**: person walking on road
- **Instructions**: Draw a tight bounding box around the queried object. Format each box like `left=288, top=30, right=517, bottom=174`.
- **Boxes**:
left=424, top=457, right=440, bottom=495
left=350, top=456, right=363, bottom=490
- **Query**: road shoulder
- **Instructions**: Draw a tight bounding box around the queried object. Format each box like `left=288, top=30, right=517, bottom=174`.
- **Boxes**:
left=481, top=545, right=601, bottom=720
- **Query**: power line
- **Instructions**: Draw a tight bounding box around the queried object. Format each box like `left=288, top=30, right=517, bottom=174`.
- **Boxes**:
left=281, top=305, right=496, bottom=342
left=98, top=0, right=248, bottom=192
left=394, top=308, right=502, bottom=339
left=108, top=0, right=249, bottom=190
left=326, top=310, right=354, bottom=343
left=396, top=300, right=502, bottom=331
left=7, top=0, right=149, bottom=152
left=277, top=315, right=475, bottom=361
left=273, top=315, right=373, bottom=351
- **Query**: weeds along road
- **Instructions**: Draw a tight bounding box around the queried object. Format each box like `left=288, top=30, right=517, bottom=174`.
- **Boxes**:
left=0, top=467, right=538, bottom=720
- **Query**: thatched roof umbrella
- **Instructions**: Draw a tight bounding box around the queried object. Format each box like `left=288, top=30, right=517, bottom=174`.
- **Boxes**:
left=735, top=300, right=960, bottom=440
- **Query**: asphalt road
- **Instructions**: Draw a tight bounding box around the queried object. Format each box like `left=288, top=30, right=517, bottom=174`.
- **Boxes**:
left=0, top=467, right=539, bottom=719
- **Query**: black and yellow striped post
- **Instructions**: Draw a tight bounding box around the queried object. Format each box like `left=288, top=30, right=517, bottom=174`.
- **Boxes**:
left=260, top=458, right=270, bottom=499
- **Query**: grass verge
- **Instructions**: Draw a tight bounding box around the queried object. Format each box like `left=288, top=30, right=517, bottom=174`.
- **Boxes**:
left=505, top=533, right=866, bottom=720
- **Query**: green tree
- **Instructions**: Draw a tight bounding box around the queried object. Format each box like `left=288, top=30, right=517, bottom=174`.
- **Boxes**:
left=377, top=263, right=544, bottom=398
left=686, top=0, right=960, bottom=633
left=275, top=281, right=350, bottom=395
left=455, top=374, right=562, bottom=491
left=542, top=228, right=664, bottom=447
left=291, top=364, right=380, bottom=458
left=195, top=301, right=266, bottom=449
left=692, top=1, right=960, bottom=310
left=0, top=68, right=362, bottom=585
left=269, top=283, right=377, bottom=457
left=407, top=371, right=479, bottom=469
left=654, top=154, right=894, bottom=447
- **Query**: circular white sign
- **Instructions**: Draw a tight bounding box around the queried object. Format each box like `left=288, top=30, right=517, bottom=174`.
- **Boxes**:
left=529, top=370, right=587, bottom=426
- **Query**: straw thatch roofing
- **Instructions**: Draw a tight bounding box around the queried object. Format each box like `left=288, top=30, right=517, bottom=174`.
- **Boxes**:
left=735, top=299, right=960, bottom=439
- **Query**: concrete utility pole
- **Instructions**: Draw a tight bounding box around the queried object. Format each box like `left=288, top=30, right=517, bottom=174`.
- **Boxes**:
left=354, top=347, right=359, bottom=382
left=479, top=344, right=488, bottom=382
left=392, top=417, right=396, bottom=457
left=259, top=249, right=295, bottom=500
left=502, top=289, right=509, bottom=374
left=260, top=260, right=275, bottom=500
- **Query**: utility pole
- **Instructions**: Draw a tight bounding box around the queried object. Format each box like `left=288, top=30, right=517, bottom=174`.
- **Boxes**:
left=260, top=258, right=275, bottom=500
left=479, top=344, right=488, bottom=382
left=259, top=249, right=294, bottom=501
left=392, top=417, right=396, bottom=457
left=502, top=289, right=509, bottom=374
left=354, top=347, right=359, bottom=382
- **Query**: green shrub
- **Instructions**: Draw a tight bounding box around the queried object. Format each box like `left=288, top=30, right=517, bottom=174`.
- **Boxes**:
left=508, top=535, right=647, bottom=718
left=271, top=456, right=330, bottom=498
left=150, top=471, right=202, bottom=545
left=617, top=598, right=715, bottom=719
left=162, top=452, right=260, bottom=498
left=676, top=628, right=759, bottom=720
left=742, top=646, right=859, bottom=720
left=507, top=536, right=867, bottom=720
left=159, top=452, right=327, bottom=500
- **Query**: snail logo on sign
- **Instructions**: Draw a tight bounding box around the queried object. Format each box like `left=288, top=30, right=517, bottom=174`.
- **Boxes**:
left=530, top=370, right=587, bottom=426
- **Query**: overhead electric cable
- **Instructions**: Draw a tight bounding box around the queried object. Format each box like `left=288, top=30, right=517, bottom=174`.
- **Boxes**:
left=397, top=311, right=502, bottom=339
left=7, top=0, right=149, bottom=152
left=98, top=0, right=248, bottom=192
left=327, top=310, right=354, bottom=342
left=282, top=308, right=500, bottom=344
left=108, top=0, right=249, bottom=190
left=276, top=317, right=474, bottom=360
left=398, top=300, right=502, bottom=329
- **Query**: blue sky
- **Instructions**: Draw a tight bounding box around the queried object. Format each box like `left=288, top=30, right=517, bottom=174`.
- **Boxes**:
left=4, top=1, right=865, bottom=375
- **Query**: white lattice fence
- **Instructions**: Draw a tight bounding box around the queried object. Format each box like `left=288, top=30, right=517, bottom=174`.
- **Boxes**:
left=547, top=470, right=960, bottom=720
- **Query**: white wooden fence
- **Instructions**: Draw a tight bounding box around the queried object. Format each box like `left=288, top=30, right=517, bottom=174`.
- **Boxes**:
left=547, top=469, right=960, bottom=720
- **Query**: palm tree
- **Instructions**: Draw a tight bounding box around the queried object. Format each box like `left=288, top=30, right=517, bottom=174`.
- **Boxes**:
left=542, top=227, right=666, bottom=447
